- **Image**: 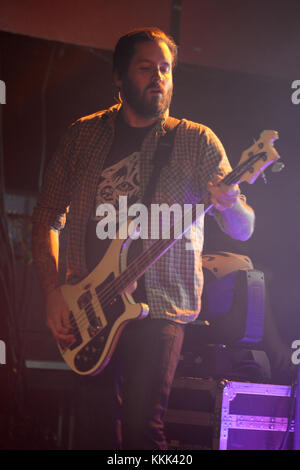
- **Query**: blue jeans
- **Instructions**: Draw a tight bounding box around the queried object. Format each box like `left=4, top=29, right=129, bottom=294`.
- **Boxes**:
left=73, top=318, right=185, bottom=450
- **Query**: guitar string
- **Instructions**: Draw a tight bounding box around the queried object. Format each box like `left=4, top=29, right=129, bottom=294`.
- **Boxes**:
left=67, top=150, right=269, bottom=334
left=69, top=151, right=269, bottom=336
left=69, top=203, right=209, bottom=334
left=68, top=150, right=271, bottom=334
left=69, top=179, right=221, bottom=333
left=78, top=150, right=265, bottom=309
left=69, top=232, right=191, bottom=333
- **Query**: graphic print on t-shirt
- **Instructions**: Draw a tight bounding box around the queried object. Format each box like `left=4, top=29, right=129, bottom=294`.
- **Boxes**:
left=92, top=152, right=141, bottom=222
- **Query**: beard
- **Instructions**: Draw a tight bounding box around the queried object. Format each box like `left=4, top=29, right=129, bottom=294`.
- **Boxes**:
left=122, top=78, right=173, bottom=119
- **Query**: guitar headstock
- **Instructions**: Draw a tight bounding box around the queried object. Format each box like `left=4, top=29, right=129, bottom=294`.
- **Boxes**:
left=237, top=130, right=280, bottom=184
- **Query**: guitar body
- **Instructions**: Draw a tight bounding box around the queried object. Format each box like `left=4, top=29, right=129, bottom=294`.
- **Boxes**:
left=58, top=235, right=149, bottom=375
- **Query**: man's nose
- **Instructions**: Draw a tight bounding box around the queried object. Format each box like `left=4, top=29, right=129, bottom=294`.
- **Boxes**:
left=152, top=67, right=163, bottom=81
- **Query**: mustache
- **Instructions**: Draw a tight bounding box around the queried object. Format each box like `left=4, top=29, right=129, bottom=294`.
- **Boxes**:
left=146, top=83, right=165, bottom=92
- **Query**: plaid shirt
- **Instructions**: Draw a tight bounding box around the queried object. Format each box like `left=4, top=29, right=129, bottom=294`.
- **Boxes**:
left=32, top=103, right=233, bottom=324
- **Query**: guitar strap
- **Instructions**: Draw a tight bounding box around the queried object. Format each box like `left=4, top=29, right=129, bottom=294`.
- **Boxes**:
left=142, top=116, right=181, bottom=207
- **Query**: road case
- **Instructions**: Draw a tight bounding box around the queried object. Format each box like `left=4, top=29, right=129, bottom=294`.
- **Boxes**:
left=165, top=377, right=296, bottom=450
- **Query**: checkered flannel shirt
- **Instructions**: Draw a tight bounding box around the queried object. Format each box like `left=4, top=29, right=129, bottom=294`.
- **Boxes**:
left=32, top=103, right=234, bottom=324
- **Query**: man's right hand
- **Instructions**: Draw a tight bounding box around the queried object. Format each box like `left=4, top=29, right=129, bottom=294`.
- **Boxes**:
left=45, top=287, right=75, bottom=347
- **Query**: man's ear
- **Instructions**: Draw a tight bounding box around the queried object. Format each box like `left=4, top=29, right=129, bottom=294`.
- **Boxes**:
left=113, top=71, right=122, bottom=90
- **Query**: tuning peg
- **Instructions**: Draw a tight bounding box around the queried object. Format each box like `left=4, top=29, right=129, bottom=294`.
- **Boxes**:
left=271, top=161, right=285, bottom=173
left=261, top=172, right=267, bottom=184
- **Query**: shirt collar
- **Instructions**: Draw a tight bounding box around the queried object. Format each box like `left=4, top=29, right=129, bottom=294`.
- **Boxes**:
left=101, top=103, right=168, bottom=136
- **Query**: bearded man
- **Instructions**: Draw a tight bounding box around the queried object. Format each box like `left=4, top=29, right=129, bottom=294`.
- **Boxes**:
left=32, top=27, right=254, bottom=450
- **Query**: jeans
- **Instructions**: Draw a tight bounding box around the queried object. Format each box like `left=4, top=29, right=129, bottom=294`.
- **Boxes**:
left=73, top=317, right=185, bottom=450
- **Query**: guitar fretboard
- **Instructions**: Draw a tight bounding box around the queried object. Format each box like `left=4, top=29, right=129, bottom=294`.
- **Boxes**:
left=97, top=148, right=270, bottom=303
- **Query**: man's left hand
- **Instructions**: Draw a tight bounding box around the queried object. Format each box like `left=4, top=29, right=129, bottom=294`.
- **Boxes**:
left=207, top=175, right=241, bottom=211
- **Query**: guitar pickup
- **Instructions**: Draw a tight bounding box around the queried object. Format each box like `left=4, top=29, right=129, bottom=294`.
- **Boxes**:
left=77, top=291, right=92, bottom=309
left=88, top=317, right=103, bottom=338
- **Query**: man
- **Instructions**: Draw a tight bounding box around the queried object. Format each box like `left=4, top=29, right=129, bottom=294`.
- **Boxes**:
left=32, top=27, right=255, bottom=450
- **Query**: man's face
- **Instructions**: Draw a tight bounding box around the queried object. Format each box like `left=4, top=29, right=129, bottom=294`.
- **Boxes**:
left=118, top=40, right=174, bottom=119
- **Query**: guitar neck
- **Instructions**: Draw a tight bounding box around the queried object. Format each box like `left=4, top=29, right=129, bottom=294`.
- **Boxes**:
left=222, top=150, right=267, bottom=186
left=106, top=143, right=276, bottom=296
left=118, top=198, right=213, bottom=287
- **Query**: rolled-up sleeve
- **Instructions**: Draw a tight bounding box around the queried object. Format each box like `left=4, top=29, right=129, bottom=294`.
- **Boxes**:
left=31, top=121, right=80, bottom=297
left=32, top=121, right=79, bottom=230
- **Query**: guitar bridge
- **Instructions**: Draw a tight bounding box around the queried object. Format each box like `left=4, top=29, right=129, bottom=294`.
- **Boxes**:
left=58, top=310, right=83, bottom=352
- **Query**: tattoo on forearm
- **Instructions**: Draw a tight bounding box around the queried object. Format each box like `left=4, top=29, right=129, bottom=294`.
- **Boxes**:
left=32, top=226, right=60, bottom=297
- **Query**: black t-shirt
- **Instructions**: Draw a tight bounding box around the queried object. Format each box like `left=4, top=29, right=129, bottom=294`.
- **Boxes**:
left=85, top=113, right=154, bottom=275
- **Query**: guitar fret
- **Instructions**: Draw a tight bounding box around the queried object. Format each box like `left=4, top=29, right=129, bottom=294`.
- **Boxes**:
left=108, top=148, right=276, bottom=296
left=224, top=152, right=266, bottom=185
